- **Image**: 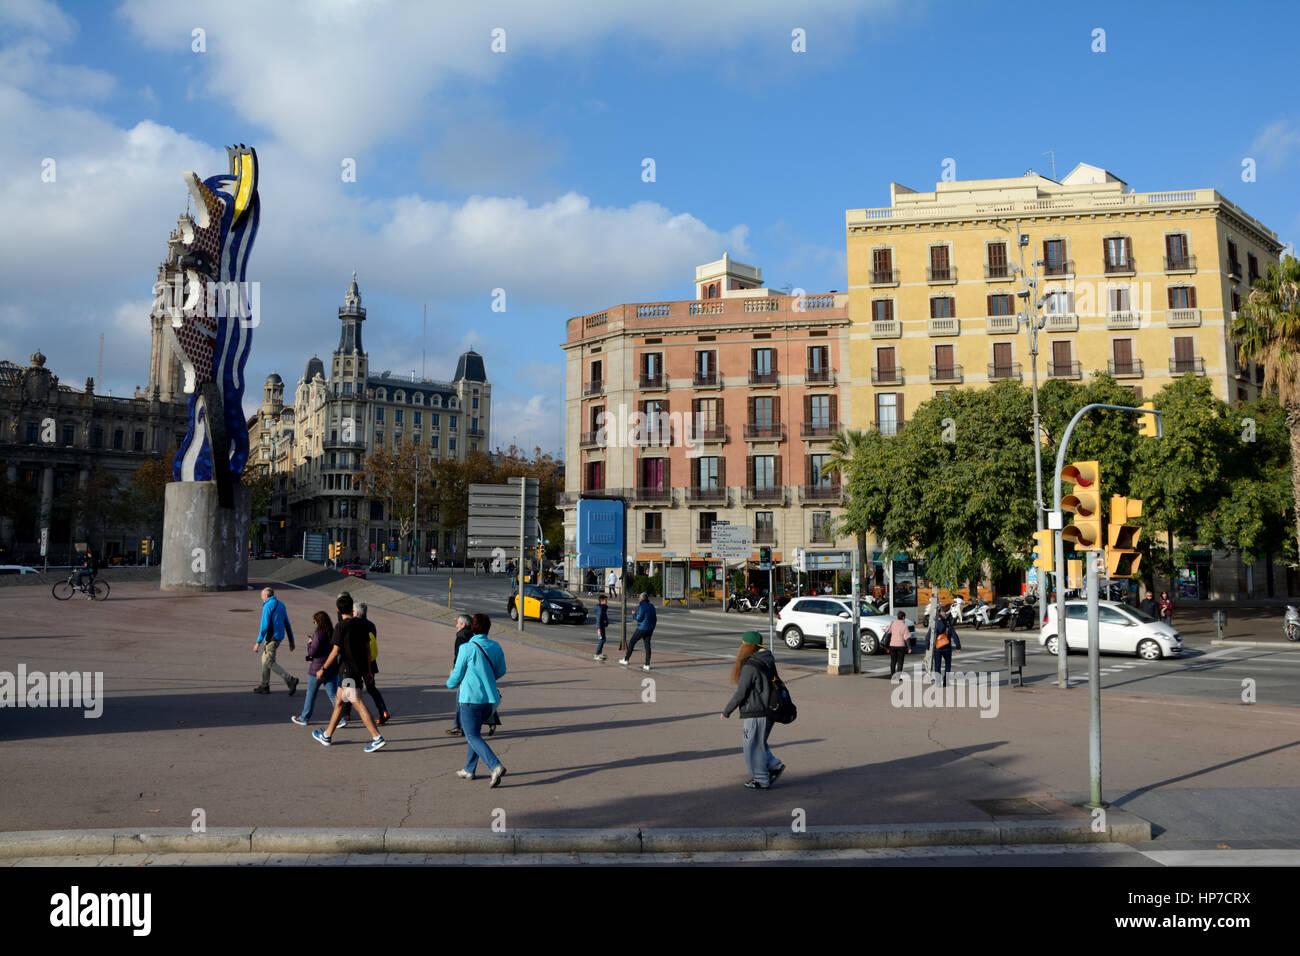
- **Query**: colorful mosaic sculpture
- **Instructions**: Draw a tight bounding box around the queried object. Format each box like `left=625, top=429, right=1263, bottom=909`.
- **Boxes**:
left=164, top=145, right=260, bottom=504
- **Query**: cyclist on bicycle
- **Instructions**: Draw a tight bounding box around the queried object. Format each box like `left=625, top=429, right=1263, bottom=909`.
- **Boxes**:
left=74, top=548, right=99, bottom=592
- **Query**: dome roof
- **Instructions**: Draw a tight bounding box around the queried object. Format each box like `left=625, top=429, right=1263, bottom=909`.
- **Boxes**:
left=305, top=356, right=325, bottom=381
left=266, top=372, right=283, bottom=385
left=453, top=349, right=487, bottom=383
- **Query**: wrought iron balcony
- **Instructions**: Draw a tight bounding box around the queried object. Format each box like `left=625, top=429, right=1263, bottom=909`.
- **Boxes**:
left=743, top=422, right=786, bottom=441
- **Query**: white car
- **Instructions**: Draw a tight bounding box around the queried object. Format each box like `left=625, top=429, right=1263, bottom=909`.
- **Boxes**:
left=776, top=596, right=913, bottom=654
left=0, top=565, right=40, bottom=575
left=1039, top=600, right=1182, bottom=660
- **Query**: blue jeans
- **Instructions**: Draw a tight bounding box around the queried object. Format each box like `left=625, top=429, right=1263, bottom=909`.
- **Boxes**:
left=458, top=702, right=502, bottom=774
left=299, top=671, right=339, bottom=722
left=595, top=627, right=607, bottom=656
left=742, top=716, right=783, bottom=786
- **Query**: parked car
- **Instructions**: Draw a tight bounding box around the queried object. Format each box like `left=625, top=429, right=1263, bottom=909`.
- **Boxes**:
left=775, top=596, right=913, bottom=654
left=507, top=585, right=588, bottom=625
left=340, top=564, right=368, bottom=580
left=1039, top=600, right=1182, bottom=660
left=0, top=565, right=40, bottom=575
left=368, top=559, right=390, bottom=573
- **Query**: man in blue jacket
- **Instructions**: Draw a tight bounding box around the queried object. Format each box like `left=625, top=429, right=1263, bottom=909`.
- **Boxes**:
left=254, top=587, right=299, bottom=696
left=620, top=592, right=657, bottom=671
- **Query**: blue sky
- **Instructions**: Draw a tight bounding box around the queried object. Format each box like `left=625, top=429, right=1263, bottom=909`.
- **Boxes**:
left=3, top=0, right=1297, bottom=454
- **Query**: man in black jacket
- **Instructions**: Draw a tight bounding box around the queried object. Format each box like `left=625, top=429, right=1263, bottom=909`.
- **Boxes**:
left=593, top=594, right=609, bottom=661
left=446, top=614, right=472, bottom=736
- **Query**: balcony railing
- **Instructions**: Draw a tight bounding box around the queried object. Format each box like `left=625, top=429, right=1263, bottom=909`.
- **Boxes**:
left=748, top=368, right=779, bottom=386
left=800, top=484, right=843, bottom=503
left=805, top=366, right=835, bottom=384
left=1104, top=258, right=1136, bottom=275
left=579, top=431, right=606, bottom=448
left=634, top=486, right=673, bottom=503
left=809, top=527, right=835, bottom=544
left=687, top=486, right=727, bottom=503
left=869, top=319, right=902, bottom=339
left=743, top=422, right=786, bottom=441
left=927, top=316, right=960, bottom=336
left=754, top=527, right=778, bottom=544
left=870, top=267, right=899, bottom=285
left=696, top=526, right=713, bottom=544
left=692, top=370, right=719, bottom=387
left=1169, top=357, right=1206, bottom=376
left=985, top=263, right=1012, bottom=280
left=929, top=364, right=963, bottom=384
left=874, top=419, right=902, bottom=436
left=693, top=423, right=729, bottom=443
left=1167, top=308, right=1202, bottom=328
left=1227, top=259, right=1243, bottom=281
left=638, top=372, right=666, bottom=390
left=985, top=314, right=1018, bottom=334
left=1164, top=254, right=1196, bottom=273
left=1108, top=358, right=1144, bottom=378
left=800, top=420, right=841, bottom=439
left=927, top=265, right=957, bottom=283
left=583, top=379, right=603, bottom=397
left=1106, top=311, right=1140, bottom=330
left=1043, top=258, right=1073, bottom=277
left=872, top=365, right=904, bottom=385
left=987, top=362, right=1022, bottom=381
left=1049, top=360, right=1082, bottom=379
left=642, top=528, right=665, bottom=545
left=742, top=486, right=786, bottom=505
left=1044, top=313, right=1079, bottom=332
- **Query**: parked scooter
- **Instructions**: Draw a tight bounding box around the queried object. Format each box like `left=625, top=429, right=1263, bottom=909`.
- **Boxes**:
left=1285, top=605, right=1300, bottom=642
left=973, top=600, right=1010, bottom=630
left=1006, top=600, right=1038, bottom=632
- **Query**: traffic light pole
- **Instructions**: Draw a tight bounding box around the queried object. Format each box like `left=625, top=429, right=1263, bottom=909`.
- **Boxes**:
left=1052, top=403, right=1163, bottom=688
left=1086, top=548, right=1103, bottom=808
left=1014, top=220, right=1048, bottom=642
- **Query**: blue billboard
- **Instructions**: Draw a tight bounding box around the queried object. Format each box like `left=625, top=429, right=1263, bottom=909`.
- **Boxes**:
left=576, top=498, right=625, bottom=568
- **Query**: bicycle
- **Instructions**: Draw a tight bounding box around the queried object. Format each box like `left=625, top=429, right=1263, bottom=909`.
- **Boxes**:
left=52, top=573, right=110, bottom=601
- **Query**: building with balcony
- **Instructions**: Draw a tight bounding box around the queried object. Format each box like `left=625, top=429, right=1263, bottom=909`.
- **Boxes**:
left=247, top=274, right=492, bottom=561
left=846, top=163, right=1282, bottom=436
left=560, top=255, right=852, bottom=578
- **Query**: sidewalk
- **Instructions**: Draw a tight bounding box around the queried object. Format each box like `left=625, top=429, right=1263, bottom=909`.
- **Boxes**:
left=1, top=580, right=1296, bottom=857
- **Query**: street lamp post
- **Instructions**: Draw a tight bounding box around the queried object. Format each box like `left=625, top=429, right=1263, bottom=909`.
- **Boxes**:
left=1013, top=220, right=1051, bottom=680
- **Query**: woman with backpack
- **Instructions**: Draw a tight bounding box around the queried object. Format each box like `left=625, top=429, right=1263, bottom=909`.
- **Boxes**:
left=930, top=609, right=962, bottom=687
left=720, top=631, right=787, bottom=790
left=291, top=611, right=340, bottom=726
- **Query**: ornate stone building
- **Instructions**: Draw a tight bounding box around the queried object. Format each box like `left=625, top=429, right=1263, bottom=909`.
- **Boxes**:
left=247, top=274, right=492, bottom=561
left=0, top=352, right=189, bottom=564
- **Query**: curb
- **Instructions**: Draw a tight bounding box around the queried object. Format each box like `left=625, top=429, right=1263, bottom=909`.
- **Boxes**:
left=0, top=813, right=1152, bottom=858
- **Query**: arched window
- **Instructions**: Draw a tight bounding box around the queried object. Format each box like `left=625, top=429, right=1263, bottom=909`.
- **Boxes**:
left=376, top=388, right=386, bottom=401
left=414, top=393, right=424, bottom=405
left=394, top=390, right=405, bottom=403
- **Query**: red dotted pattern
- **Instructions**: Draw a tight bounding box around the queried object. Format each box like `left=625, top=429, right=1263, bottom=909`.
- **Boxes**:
left=171, top=179, right=227, bottom=390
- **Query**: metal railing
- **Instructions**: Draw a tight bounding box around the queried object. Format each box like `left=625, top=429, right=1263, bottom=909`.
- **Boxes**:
left=1048, top=360, right=1082, bottom=379
left=748, top=368, right=779, bottom=385
left=1043, top=258, right=1073, bottom=277
left=985, top=263, right=1011, bottom=279
left=742, top=422, right=786, bottom=441
left=694, top=423, right=729, bottom=442
left=742, top=486, right=786, bottom=504
left=642, top=528, right=665, bottom=544
left=800, top=420, right=841, bottom=439
left=800, top=484, right=843, bottom=502
left=987, top=362, right=1021, bottom=381
left=927, top=265, right=956, bottom=282
left=1163, top=254, right=1196, bottom=272
left=638, top=372, right=665, bottom=389
left=929, top=364, right=963, bottom=384
left=1103, top=258, right=1136, bottom=274
left=1169, top=357, right=1206, bottom=375
left=583, top=379, right=603, bottom=396
left=870, top=267, right=899, bottom=285
left=633, top=486, right=673, bottom=503
left=686, top=486, right=727, bottom=503
left=805, top=366, right=834, bottom=384
left=1108, top=358, right=1144, bottom=378
left=872, top=365, right=904, bottom=385
left=692, top=370, right=719, bottom=387
left=579, top=431, right=605, bottom=448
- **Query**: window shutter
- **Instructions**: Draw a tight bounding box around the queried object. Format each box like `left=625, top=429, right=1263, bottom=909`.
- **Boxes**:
left=804, top=394, right=812, bottom=424
left=747, top=395, right=755, bottom=424
left=830, top=394, right=838, bottom=426
left=773, top=396, right=781, bottom=423
left=663, top=457, right=671, bottom=492
left=691, top=457, right=699, bottom=488
left=930, top=297, right=938, bottom=319
left=806, top=455, right=813, bottom=486
left=1189, top=286, right=1197, bottom=308
left=897, top=392, right=905, bottom=425
left=719, top=456, right=726, bottom=488
left=747, top=455, right=755, bottom=488
left=1125, top=237, right=1132, bottom=262
left=875, top=392, right=882, bottom=426
left=717, top=396, right=724, bottom=428
left=1165, top=234, right=1174, bottom=260
left=774, top=455, right=782, bottom=488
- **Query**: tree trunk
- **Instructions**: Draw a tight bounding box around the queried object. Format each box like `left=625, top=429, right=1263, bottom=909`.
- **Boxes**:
left=1287, top=402, right=1300, bottom=563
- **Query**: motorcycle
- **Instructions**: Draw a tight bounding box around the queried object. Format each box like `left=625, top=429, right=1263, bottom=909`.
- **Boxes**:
left=973, top=600, right=1010, bottom=630
left=1285, top=605, right=1300, bottom=642
left=1006, top=601, right=1038, bottom=632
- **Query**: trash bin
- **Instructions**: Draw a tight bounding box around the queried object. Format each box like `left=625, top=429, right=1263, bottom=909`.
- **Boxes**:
left=1004, top=638, right=1026, bottom=687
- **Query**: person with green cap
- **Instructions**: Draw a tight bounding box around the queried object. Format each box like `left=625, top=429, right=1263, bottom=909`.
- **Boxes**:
left=720, top=630, right=786, bottom=790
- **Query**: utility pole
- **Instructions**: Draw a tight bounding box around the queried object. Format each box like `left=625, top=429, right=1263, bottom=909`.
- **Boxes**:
left=413, top=454, right=419, bottom=574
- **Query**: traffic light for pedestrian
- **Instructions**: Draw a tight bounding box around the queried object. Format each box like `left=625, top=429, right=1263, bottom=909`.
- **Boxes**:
left=141, top=539, right=151, bottom=556
left=1061, top=460, right=1102, bottom=551
left=1137, top=401, right=1159, bottom=438
left=758, top=546, right=772, bottom=570
left=1106, top=495, right=1143, bottom=578
left=1031, top=529, right=1054, bottom=574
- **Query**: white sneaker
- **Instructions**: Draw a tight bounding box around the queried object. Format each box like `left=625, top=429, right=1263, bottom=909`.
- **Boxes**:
left=599, top=654, right=607, bottom=661
left=643, top=665, right=651, bottom=672
left=618, top=659, right=628, bottom=666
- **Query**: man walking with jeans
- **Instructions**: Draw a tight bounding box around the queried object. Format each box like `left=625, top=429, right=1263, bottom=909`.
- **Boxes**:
left=312, top=593, right=386, bottom=752
left=254, top=587, right=299, bottom=696
left=620, top=592, right=656, bottom=671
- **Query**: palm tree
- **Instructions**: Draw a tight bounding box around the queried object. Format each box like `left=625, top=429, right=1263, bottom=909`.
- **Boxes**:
left=1231, top=253, right=1300, bottom=554
left=822, top=429, right=872, bottom=578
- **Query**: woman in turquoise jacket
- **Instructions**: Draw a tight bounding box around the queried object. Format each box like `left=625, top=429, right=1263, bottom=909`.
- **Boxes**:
left=446, top=613, right=508, bottom=787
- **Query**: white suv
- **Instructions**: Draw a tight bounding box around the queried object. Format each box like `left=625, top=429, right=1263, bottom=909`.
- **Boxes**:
left=775, top=596, right=912, bottom=655
left=1039, top=600, right=1182, bottom=660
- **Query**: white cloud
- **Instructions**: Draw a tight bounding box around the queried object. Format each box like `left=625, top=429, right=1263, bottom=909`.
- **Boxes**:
left=1247, top=119, right=1300, bottom=172
left=0, top=0, right=75, bottom=42
left=119, top=0, right=896, bottom=158
left=490, top=392, right=563, bottom=457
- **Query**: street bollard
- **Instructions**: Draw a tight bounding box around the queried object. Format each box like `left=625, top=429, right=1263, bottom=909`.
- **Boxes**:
left=1004, top=638, right=1026, bottom=687
left=448, top=576, right=453, bottom=609
left=1213, top=609, right=1227, bottom=642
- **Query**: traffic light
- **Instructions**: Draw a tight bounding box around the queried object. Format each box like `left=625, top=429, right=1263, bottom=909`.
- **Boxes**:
left=1106, top=495, right=1143, bottom=578
left=758, top=546, right=772, bottom=570
left=1137, top=401, right=1159, bottom=438
left=1067, top=559, right=1083, bottom=590
left=1060, top=460, right=1102, bottom=551
left=328, top=542, right=336, bottom=560
left=141, top=539, right=151, bottom=556
left=1031, top=529, right=1054, bottom=574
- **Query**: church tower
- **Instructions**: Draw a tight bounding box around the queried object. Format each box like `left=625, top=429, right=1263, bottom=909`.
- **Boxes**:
left=331, top=271, right=368, bottom=389
left=148, top=214, right=192, bottom=403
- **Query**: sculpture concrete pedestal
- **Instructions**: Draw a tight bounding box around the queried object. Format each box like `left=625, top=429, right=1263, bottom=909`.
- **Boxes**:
left=160, top=481, right=250, bottom=591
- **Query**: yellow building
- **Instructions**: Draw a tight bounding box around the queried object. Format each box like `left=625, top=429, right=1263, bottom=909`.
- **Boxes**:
left=845, top=163, right=1282, bottom=433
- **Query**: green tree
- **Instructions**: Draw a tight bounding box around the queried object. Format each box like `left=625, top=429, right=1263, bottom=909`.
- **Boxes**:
left=821, top=429, right=872, bottom=573
left=1231, top=253, right=1300, bottom=558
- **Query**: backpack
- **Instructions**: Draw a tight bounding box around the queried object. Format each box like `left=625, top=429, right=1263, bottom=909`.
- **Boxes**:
left=755, top=658, right=797, bottom=724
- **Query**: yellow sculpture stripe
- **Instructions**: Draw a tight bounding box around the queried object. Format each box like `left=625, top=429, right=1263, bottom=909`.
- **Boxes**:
left=232, top=151, right=255, bottom=222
